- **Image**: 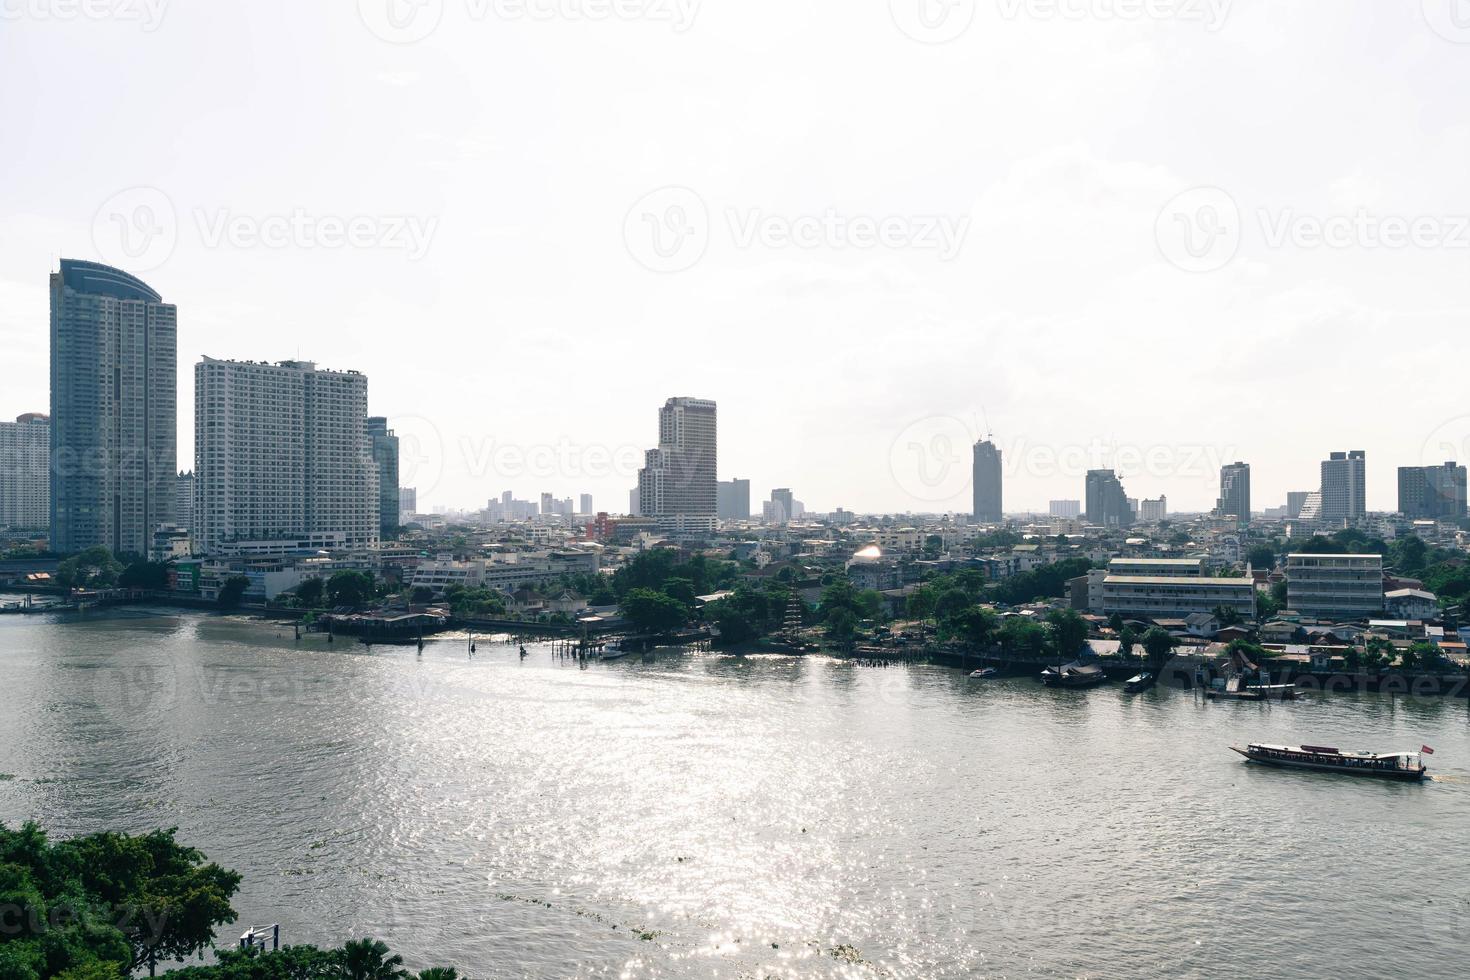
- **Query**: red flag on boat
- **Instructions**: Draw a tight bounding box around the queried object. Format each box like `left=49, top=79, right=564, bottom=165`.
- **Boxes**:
left=1421, top=745, right=1435, bottom=755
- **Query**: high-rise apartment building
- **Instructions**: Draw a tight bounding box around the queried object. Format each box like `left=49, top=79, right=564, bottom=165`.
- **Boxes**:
left=580, top=494, right=594, bottom=515
left=971, top=439, right=1002, bottom=523
left=717, top=478, right=750, bottom=520
left=637, top=397, right=717, bottom=532
left=1139, top=496, right=1167, bottom=522
left=174, top=470, right=194, bottom=534
left=399, top=487, right=417, bottom=518
left=367, top=418, right=400, bottom=539
left=1398, top=462, right=1467, bottom=521
left=1320, top=450, right=1366, bottom=522
left=1216, top=461, right=1250, bottom=521
left=50, top=260, right=176, bottom=554
left=768, top=487, right=795, bottom=524
left=1085, top=469, right=1131, bottom=527
left=193, top=358, right=378, bottom=555
left=0, top=414, right=50, bottom=530
left=1286, top=491, right=1310, bottom=519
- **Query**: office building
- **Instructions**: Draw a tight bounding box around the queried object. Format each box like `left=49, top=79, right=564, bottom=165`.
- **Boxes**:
left=767, top=487, right=795, bottom=524
left=1286, top=553, right=1384, bottom=620
left=717, top=478, right=751, bottom=520
left=193, top=358, right=379, bottom=556
left=399, top=487, right=417, bottom=518
left=366, top=417, right=400, bottom=539
left=174, top=470, right=194, bottom=535
left=971, top=439, right=1002, bottom=523
left=637, top=397, right=717, bottom=532
left=1139, top=496, right=1167, bottom=523
left=50, top=260, right=177, bottom=554
left=0, top=413, right=50, bottom=530
left=1216, top=462, right=1250, bottom=521
left=1398, top=463, right=1467, bottom=520
left=1286, top=491, right=1310, bottom=519
left=1101, top=574, right=1255, bottom=619
left=1085, top=469, right=1131, bottom=527
left=1049, top=499, right=1081, bottom=518
left=1320, top=451, right=1366, bottom=523
left=579, top=493, right=594, bottom=515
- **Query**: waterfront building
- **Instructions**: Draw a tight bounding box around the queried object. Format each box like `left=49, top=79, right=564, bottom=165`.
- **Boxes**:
left=1286, top=553, right=1384, bottom=620
left=1320, top=451, right=1366, bottom=523
left=637, top=397, right=717, bottom=535
left=1085, top=469, right=1131, bottom=527
left=0, top=414, right=50, bottom=530
left=1398, top=462, right=1467, bottom=521
left=1100, top=574, right=1255, bottom=619
left=50, top=260, right=177, bottom=554
left=971, top=440, right=1002, bottom=523
left=193, top=358, right=379, bottom=556
left=1049, top=499, right=1081, bottom=518
left=367, top=417, right=400, bottom=539
left=1216, top=461, right=1250, bottom=521
left=717, top=478, right=751, bottom=520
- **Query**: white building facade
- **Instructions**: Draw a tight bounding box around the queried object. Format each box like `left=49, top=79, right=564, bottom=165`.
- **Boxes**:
left=0, top=414, right=49, bottom=530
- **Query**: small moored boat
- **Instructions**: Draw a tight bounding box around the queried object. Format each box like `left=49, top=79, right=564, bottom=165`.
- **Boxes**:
left=1230, top=743, right=1428, bottom=781
left=1040, top=661, right=1106, bottom=689
left=969, top=667, right=998, bottom=679
left=602, top=642, right=632, bottom=661
left=1123, top=671, right=1156, bottom=693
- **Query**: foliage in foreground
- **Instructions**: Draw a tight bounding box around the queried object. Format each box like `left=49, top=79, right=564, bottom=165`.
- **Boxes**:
left=0, top=823, right=457, bottom=980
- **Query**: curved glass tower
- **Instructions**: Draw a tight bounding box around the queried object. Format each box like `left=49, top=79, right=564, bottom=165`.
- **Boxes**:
left=49, top=259, right=177, bottom=556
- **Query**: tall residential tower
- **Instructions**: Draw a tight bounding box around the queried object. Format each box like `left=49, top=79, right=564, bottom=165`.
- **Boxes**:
left=637, top=397, right=717, bottom=534
left=971, top=439, right=1003, bottom=523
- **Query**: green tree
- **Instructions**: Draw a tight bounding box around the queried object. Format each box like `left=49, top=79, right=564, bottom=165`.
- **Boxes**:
left=1117, top=625, right=1137, bottom=660
left=294, top=577, right=326, bottom=608
left=326, top=570, right=376, bottom=609
left=217, top=576, right=250, bottom=609
left=621, top=588, right=687, bottom=634
left=1362, top=636, right=1394, bottom=671
left=950, top=606, right=998, bottom=652
left=340, top=938, right=407, bottom=980
left=118, top=561, right=170, bottom=591
left=1045, top=608, right=1089, bottom=660
left=997, top=616, right=1046, bottom=657
left=56, top=546, right=123, bottom=593
left=1141, top=626, right=1176, bottom=668
left=825, top=607, right=858, bottom=648
left=1212, top=604, right=1242, bottom=627
left=1107, top=612, right=1125, bottom=634
left=1246, top=544, right=1277, bottom=570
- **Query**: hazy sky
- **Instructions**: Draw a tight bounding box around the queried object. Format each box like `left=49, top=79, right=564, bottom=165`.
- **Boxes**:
left=5, top=1, right=1470, bottom=516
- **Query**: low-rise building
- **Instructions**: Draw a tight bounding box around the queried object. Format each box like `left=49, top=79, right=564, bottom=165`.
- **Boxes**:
left=1100, top=574, right=1256, bottom=619
left=1286, top=553, right=1384, bottom=620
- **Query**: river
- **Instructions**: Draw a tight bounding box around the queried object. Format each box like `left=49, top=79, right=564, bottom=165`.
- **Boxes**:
left=2, top=605, right=1467, bottom=978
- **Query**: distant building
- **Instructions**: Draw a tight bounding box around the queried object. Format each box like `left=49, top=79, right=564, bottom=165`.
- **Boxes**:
left=1139, top=496, right=1167, bottom=523
left=1101, top=574, right=1255, bottom=619
left=399, top=487, right=417, bottom=517
left=1286, top=491, right=1310, bottom=519
left=579, top=493, right=594, bottom=515
left=1320, top=451, right=1366, bottom=522
left=1085, top=470, right=1131, bottom=527
left=193, top=357, right=379, bottom=556
left=1398, top=462, right=1467, bottom=520
left=637, top=397, right=717, bottom=534
left=971, top=440, right=1002, bottom=522
left=1216, top=461, right=1250, bottom=521
left=174, top=471, right=194, bottom=535
left=0, top=413, right=49, bottom=530
left=717, top=478, right=751, bottom=520
left=1296, top=491, right=1323, bottom=521
left=366, top=417, right=400, bottom=538
left=1286, top=553, right=1384, bottom=620
left=767, top=487, right=795, bottom=524
left=50, top=260, right=177, bottom=554
left=1049, top=499, right=1081, bottom=518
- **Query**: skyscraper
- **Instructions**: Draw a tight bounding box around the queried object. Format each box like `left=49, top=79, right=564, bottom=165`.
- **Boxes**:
left=580, top=493, right=594, bottom=515
left=768, top=487, right=795, bottom=524
left=50, top=260, right=176, bottom=555
left=174, top=471, right=194, bottom=535
left=717, top=478, right=750, bottom=520
left=1216, top=461, right=1251, bottom=521
left=193, top=358, right=378, bottom=555
left=971, top=439, right=1002, bottom=523
left=1320, top=450, right=1366, bottom=522
left=0, top=414, right=49, bottom=530
left=1398, top=462, right=1467, bottom=520
left=1085, top=469, right=1131, bottom=527
left=637, top=397, right=717, bottom=531
left=367, top=417, right=400, bottom=539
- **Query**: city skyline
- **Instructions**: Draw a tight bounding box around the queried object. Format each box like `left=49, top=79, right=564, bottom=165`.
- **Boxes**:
left=6, top=8, right=1470, bottom=516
